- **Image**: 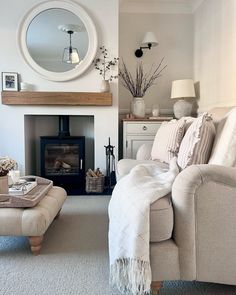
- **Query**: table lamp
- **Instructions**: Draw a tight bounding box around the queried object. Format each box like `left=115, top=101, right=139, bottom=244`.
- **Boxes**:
left=171, top=79, right=196, bottom=119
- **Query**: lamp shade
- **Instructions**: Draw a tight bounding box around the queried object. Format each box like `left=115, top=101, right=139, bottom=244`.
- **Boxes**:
left=62, top=47, right=80, bottom=64
left=142, top=32, right=158, bottom=47
left=171, top=79, right=196, bottom=99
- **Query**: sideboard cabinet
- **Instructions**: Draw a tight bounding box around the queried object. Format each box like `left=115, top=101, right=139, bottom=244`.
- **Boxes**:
left=122, top=119, right=169, bottom=159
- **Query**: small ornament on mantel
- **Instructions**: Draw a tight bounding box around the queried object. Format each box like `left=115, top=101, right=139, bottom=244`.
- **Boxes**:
left=93, top=46, right=119, bottom=93
left=100, top=80, right=110, bottom=93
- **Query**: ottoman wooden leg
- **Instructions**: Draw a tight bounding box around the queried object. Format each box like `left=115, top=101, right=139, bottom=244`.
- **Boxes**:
left=151, top=281, right=163, bottom=294
left=28, top=235, right=44, bottom=255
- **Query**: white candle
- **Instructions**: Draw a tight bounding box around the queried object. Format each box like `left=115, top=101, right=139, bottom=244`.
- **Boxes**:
left=9, top=170, right=20, bottom=184
left=20, top=82, right=29, bottom=91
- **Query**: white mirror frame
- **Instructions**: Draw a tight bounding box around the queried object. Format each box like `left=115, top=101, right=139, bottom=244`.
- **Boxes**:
left=18, top=0, right=98, bottom=82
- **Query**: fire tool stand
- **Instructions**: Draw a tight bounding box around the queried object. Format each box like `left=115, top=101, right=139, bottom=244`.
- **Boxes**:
left=104, top=137, right=116, bottom=194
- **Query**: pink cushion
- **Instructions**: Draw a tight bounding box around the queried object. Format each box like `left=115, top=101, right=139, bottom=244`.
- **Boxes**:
left=177, top=113, right=216, bottom=169
left=151, top=120, right=186, bottom=163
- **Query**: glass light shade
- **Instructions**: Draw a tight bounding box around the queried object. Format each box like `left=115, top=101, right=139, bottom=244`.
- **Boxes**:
left=171, top=79, right=196, bottom=99
left=142, top=31, right=158, bottom=47
left=62, top=47, right=80, bottom=64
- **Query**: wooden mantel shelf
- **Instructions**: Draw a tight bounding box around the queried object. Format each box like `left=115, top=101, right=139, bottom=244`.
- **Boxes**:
left=1, top=91, right=112, bottom=106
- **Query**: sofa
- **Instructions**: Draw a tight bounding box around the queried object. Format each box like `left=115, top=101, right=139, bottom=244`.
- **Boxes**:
left=116, top=107, right=236, bottom=293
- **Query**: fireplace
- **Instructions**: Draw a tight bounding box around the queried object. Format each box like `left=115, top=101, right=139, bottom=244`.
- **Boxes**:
left=40, top=116, right=85, bottom=194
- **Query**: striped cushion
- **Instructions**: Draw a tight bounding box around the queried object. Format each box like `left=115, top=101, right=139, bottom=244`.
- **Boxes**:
left=151, top=119, right=186, bottom=163
left=177, top=113, right=216, bottom=169
left=179, top=116, right=196, bottom=131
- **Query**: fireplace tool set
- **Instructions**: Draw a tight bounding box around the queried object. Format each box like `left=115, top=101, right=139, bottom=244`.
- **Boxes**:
left=104, top=137, right=116, bottom=193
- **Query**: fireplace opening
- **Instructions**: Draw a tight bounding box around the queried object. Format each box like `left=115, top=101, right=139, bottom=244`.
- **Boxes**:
left=40, top=116, right=85, bottom=194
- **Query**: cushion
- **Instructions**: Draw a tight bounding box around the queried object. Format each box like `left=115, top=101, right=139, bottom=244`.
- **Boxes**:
left=116, top=159, right=169, bottom=180
left=208, top=107, right=236, bottom=166
left=116, top=158, right=173, bottom=242
left=150, top=193, right=173, bottom=242
left=151, top=119, right=186, bottom=163
left=179, top=116, right=196, bottom=131
left=177, top=113, right=216, bottom=169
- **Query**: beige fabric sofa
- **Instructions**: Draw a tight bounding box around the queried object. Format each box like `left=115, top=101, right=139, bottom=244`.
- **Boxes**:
left=0, top=186, right=67, bottom=255
left=117, top=107, right=236, bottom=292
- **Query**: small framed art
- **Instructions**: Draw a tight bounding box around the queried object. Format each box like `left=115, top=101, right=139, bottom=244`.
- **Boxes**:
left=2, top=72, right=19, bottom=91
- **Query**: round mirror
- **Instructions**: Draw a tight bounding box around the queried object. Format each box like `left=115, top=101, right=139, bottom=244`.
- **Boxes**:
left=18, top=1, right=98, bottom=81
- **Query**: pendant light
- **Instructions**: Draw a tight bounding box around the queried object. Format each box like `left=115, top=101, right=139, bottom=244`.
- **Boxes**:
left=62, top=30, right=80, bottom=64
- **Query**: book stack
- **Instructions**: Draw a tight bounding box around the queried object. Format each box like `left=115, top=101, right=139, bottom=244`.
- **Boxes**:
left=9, top=181, right=37, bottom=196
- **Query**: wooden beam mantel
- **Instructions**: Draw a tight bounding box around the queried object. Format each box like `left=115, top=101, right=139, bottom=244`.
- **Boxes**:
left=1, top=91, right=112, bottom=106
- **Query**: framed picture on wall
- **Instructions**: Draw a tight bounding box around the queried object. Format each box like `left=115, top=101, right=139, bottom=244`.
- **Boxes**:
left=2, top=72, right=19, bottom=91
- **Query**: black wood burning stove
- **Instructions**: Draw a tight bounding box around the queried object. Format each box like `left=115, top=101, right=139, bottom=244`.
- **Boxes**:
left=40, top=116, right=85, bottom=194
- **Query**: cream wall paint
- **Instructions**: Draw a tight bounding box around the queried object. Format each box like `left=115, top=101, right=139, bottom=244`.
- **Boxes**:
left=0, top=0, right=118, bottom=174
left=194, top=0, right=236, bottom=111
left=119, top=13, right=193, bottom=114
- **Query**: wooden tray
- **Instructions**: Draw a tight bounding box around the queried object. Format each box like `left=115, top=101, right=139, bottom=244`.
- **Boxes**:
left=0, top=176, right=53, bottom=208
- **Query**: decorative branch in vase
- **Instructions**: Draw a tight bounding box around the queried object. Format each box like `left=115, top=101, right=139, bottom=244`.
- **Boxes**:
left=119, top=58, right=167, bottom=118
left=94, top=46, right=119, bottom=92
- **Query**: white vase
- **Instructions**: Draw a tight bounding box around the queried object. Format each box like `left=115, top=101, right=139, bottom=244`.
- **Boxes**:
left=100, top=80, right=110, bottom=93
left=131, top=97, right=146, bottom=118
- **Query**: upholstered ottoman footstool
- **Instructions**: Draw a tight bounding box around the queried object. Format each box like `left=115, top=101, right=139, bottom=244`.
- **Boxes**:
left=0, top=186, right=67, bottom=255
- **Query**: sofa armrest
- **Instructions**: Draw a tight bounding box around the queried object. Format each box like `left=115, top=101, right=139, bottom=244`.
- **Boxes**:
left=136, top=143, right=153, bottom=160
left=172, top=164, right=236, bottom=281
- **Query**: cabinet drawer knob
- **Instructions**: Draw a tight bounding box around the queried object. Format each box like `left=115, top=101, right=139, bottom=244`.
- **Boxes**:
left=143, top=126, right=147, bottom=131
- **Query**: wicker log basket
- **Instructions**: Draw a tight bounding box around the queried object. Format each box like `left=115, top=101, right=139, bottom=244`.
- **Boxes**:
left=85, top=168, right=105, bottom=193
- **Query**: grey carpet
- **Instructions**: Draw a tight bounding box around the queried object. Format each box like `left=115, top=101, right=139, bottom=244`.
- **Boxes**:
left=0, top=195, right=236, bottom=295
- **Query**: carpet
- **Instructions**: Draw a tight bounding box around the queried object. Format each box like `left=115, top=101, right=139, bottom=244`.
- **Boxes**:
left=0, top=195, right=236, bottom=295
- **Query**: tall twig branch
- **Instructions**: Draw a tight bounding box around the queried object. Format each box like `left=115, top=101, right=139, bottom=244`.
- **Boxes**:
left=119, top=58, right=167, bottom=97
left=93, top=46, right=119, bottom=81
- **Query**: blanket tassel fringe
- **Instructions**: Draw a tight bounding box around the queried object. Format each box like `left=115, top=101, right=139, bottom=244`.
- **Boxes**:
left=110, top=258, right=151, bottom=295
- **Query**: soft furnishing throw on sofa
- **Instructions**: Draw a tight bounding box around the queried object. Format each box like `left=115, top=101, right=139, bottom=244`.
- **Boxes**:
left=108, top=158, right=179, bottom=294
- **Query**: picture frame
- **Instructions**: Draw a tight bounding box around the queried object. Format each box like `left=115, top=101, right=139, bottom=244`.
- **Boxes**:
left=2, top=72, right=19, bottom=91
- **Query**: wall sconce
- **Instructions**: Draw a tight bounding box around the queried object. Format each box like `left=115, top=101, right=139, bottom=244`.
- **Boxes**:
left=58, top=24, right=80, bottom=64
left=135, top=32, right=158, bottom=58
left=171, top=79, right=196, bottom=119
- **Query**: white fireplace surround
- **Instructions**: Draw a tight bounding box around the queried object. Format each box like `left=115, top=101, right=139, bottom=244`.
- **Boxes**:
left=0, top=0, right=118, bottom=176
left=0, top=104, right=118, bottom=176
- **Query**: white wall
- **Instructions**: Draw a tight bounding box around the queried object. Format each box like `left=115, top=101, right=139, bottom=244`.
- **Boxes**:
left=119, top=12, right=193, bottom=114
left=0, top=0, right=118, bottom=174
left=194, top=0, right=236, bottom=111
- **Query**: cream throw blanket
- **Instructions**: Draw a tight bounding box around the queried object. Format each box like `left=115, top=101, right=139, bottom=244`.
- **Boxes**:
left=108, top=158, right=179, bottom=294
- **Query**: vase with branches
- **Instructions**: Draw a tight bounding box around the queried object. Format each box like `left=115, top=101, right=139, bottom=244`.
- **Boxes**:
left=119, top=58, right=167, bottom=117
left=94, top=46, right=119, bottom=92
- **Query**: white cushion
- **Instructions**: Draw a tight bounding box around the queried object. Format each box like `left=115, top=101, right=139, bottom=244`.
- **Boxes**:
left=116, top=159, right=169, bottom=180
left=151, top=120, right=186, bottom=164
left=209, top=107, right=236, bottom=166
left=177, top=113, right=216, bottom=169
